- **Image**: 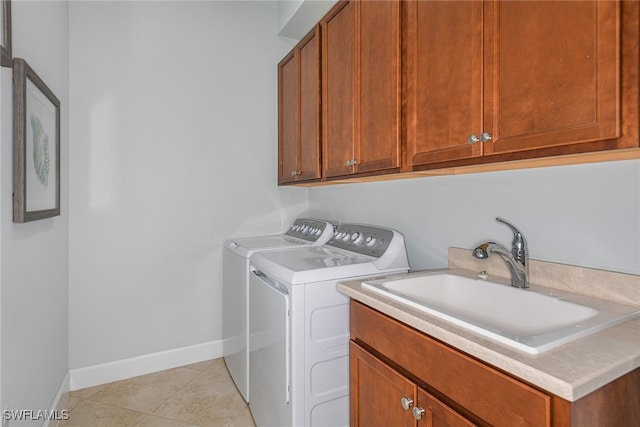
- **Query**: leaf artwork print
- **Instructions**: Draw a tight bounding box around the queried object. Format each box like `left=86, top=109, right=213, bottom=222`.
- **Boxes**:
left=30, top=112, right=50, bottom=188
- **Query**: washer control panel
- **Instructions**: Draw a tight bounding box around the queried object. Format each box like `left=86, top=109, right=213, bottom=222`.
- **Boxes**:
left=327, top=224, right=395, bottom=258
left=285, top=218, right=335, bottom=242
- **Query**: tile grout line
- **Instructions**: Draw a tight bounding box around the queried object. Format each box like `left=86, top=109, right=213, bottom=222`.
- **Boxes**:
left=66, top=381, right=201, bottom=426
left=145, top=367, right=208, bottom=421
left=62, top=358, right=251, bottom=427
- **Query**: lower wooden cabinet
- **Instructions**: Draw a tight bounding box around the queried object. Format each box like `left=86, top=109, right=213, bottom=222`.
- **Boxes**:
left=350, top=300, right=640, bottom=427
left=351, top=341, right=477, bottom=427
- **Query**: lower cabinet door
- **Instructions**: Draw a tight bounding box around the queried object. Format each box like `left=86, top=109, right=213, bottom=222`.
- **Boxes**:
left=414, top=388, right=477, bottom=427
left=351, top=341, right=416, bottom=427
left=351, top=341, right=479, bottom=427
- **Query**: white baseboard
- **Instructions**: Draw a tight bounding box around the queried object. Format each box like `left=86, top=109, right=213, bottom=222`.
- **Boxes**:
left=44, top=371, right=70, bottom=427
left=69, top=339, right=225, bottom=391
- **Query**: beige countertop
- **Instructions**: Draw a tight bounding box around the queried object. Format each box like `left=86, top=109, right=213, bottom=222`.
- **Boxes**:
left=337, top=270, right=640, bottom=402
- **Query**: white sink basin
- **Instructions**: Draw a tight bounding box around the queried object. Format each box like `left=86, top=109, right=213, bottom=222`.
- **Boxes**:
left=363, top=272, right=640, bottom=354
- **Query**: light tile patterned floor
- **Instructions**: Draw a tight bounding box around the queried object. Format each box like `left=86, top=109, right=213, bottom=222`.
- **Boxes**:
left=61, top=358, right=256, bottom=427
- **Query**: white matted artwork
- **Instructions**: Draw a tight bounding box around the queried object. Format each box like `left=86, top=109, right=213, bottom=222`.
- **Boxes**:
left=13, top=57, right=60, bottom=222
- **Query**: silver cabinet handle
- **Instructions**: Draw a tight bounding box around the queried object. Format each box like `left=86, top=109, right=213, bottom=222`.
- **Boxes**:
left=400, top=396, right=413, bottom=411
left=468, top=134, right=480, bottom=144
left=290, top=170, right=300, bottom=177
left=345, top=159, right=359, bottom=167
left=412, top=406, right=425, bottom=420
left=480, top=132, right=492, bottom=143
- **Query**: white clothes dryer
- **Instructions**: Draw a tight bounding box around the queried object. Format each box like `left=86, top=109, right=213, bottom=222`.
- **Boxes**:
left=223, top=218, right=335, bottom=402
left=248, top=223, right=410, bottom=427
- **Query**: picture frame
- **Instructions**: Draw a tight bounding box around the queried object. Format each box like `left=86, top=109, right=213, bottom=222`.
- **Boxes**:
left=13, top=58, right=61, bottom=222
left=1, top=0, right=11, bottom=67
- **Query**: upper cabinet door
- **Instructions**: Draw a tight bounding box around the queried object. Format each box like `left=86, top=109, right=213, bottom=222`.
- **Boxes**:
left=298, top=28, right=322, bottom=181
left=322, top=1, right=356, bottom=178
left=278, top=51, right=300, bottom=184
left=406, top=0, right=483, bottom=166
left=357, top=0, right=402, bottom=174
left=483, top=0, right=620, bottom=155
left=278, top=28, right=322, bottom=184
left=323, top=0, right=402, bottom=179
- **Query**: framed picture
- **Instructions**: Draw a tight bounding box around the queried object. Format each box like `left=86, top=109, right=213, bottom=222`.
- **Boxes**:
left=1, top=0, right=11, bottom=67
left=13, top=58, right=61, bottom=222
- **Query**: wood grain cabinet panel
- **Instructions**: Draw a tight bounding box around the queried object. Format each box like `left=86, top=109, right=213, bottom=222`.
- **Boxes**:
left=406, top=0, right=483, bottom=166
left=483, top=0, right=620, bottom=155
left=278, top=0, right=638, bottom=185
left=407, top=0, right=632, bottom=170
left=351, top=342, right=417, bottom=427
left=322, top=0, right=401, bottom=178
left=357, top=0, right=402, bottom=174
left=415, top=388, right=478, bottom=427
left=279, top=51, right=299, bottom=183
left=351, top=341, right=479, bottom=427
left=322, top=1, right=355, bottom=178
left=278, top=27, right=322, bottom=184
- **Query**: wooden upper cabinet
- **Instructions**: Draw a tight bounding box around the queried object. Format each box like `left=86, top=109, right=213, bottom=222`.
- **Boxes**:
left=407, top=0, right=623, bottom=169
left=278, top=27, right=322, bottom=184
left=358, top=0, right=402, bottom=174
left=406, top=0, right=483, bottom=166
left=322, top=0, right=402, bottom=178
left=484, top=0, right=620, bottom=155
left=298, top=30, right=322, bottom=181
left=279, top=51, right=299, bottom=184
left=322, top=1, right=355, bottom=178
left=280, top=0, right=636, bottom=184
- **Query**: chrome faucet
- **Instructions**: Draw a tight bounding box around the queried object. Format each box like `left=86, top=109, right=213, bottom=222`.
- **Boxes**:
left=473, top=217, right=529, bottom=289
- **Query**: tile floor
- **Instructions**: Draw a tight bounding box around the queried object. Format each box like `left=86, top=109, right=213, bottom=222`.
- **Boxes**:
left=61, top=358, right=256, bottom=427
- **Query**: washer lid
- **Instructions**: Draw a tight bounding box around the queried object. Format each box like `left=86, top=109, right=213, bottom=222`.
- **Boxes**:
left=225, top=235, right=309, bottom=258
left=224, top=218, right=336, bottom=258
left=250, top=246, right=403, bottom=284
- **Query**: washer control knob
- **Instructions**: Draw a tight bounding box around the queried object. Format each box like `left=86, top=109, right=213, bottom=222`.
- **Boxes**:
left=353, top=234, right=365, bottom=246
left=365, top=236, right=377, bottom=247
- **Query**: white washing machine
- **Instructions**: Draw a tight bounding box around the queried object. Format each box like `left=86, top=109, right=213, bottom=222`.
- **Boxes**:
left=248, top=223, right=410, bottom=427
left=223, top=218, right=336, bottom=402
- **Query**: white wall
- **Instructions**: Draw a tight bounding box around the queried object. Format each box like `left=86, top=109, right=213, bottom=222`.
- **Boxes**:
left=309, top=160, right=640, bottom=276
left=0, top=0, right=69, bottom=422
left=68, top=1, right=306, bottom=370
left=277, top=0, right=337, bottom=39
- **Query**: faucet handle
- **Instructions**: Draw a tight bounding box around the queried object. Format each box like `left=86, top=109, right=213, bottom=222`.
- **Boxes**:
left=496, top=217, right=527, bottom=264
